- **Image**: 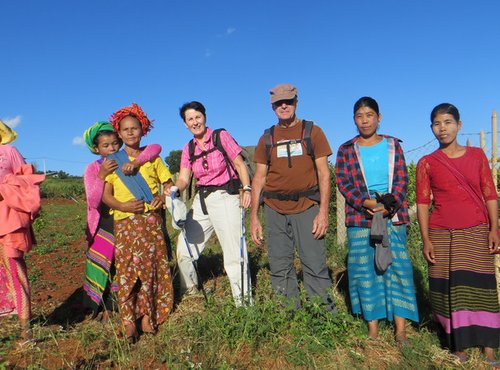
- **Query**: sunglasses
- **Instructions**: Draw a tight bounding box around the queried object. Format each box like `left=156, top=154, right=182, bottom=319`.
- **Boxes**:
left=272, top=98, right=296, bottom=107
left=202, top=154, right=209, bottom=170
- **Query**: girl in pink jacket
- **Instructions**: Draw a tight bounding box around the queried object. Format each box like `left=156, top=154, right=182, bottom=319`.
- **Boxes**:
left=82, top=121, right=161, bottom=320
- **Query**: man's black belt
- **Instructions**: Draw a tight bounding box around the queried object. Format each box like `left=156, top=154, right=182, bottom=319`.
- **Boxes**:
left=262, top=186, right=319, bottom=202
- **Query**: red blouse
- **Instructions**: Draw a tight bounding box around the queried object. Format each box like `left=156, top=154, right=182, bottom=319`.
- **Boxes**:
left=416, top=147, right=497, bottom=229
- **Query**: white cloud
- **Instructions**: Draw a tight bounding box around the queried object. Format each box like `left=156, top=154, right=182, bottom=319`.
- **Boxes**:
left=73, top=136, right=85, bottom=146
left=2, top=115, right=21, bottom=128
left=216, top=27, right=236, bottom=38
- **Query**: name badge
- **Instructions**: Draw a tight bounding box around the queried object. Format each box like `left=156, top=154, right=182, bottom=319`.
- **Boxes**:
left=277, top=140, right=303, bottom=158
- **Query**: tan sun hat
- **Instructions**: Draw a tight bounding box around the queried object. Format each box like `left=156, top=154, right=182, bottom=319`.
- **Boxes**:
left=0, top=120, right=18, bottom=145
left=270, top=83, right=298, bottom=104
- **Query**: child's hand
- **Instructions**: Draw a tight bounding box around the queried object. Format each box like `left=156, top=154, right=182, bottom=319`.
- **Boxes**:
left=122, top=161, right=137, bottom=175
left=98, top=159, right=118, bottom=180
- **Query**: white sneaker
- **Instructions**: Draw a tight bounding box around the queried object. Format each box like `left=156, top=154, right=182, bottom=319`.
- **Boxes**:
left=183, top=286, right=203, bottom=298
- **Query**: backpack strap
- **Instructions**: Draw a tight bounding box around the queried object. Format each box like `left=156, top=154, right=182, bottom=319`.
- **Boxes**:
left=301, top=120, right=318, bottom=181
left=211, top=128, right=224, bottom=150
left=188, top=136, right=219, bottom=163
left=264, top=125, right=275, bottom=167
left=302, top=120, right=314, bottom=159
left=188, top=139, right=196, bottom=163
left=212, top=128, right=238, bottom=179
left=264, top=120, right=315, bottom=167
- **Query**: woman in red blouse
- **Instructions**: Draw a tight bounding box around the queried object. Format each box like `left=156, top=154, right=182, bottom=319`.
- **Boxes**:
left=416, top=103, right=500, bottom=366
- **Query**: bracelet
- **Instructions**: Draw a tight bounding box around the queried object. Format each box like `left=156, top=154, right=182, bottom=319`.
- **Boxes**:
left=243, top=185, right=252, bottom=192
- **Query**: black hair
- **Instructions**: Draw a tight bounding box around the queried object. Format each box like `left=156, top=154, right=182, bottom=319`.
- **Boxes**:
left=93, top=130, right=120, bottom=148
left=179, top=101, right=206, bottom=121
left=353, top=96, right=380, bottom=116
left=430, top=103, right=460, bottom=123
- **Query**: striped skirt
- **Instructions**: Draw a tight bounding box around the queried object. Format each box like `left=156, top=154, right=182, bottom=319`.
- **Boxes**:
left=429, top=224, right=500, bottom=351
left=0, top=230, right=32, bottom=320
left=0, top=262, right=16, bottom=316
left=347, top=224, right=419, bottom=322
left=83, top=225, right=117, bottom=315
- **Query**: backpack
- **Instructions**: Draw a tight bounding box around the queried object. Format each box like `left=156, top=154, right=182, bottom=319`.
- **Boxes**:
left=261, top=120, right=320, bottom=202
left=188, top=128, right=254, bottom=194
left=263, top=120, right=315, bottom=168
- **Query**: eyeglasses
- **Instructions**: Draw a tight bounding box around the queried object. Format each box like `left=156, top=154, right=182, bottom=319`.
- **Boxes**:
left=272, top=99, right=296, bottom=107
left=202, top=154, right=209, bottom=170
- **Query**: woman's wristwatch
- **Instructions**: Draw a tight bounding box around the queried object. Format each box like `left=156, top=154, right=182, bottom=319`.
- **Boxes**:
left=243, top=184, right=252, bottom=192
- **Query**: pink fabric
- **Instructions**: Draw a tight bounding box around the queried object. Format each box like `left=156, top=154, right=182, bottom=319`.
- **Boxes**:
left=0, top=145, right=37, bottom=321
left=84, top=144, right=162, bottom=243
left=84, top=160, right=105, bottom=243
left=416, top=147, right=497, bottom=229
left=180, top=127, right=242, bottom=186
left=0, top=145, right=25, bottom=183
left=434, top=311, right=500, bottom=334
left=0, top=165, right=45, bottom=246
left=0, top=229, right=32, bottom=258
left=0, top=255, right=30, bottom=320
left=0, top=262, right=16, bottom=317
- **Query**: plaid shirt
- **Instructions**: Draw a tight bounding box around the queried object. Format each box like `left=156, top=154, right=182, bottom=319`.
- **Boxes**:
left=335, top=135, right=409, bottom=227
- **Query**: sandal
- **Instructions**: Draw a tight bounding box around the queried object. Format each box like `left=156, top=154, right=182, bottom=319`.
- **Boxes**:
left=140, top=315, right=157, bottom=335
left=16, top=338, right=37, bottom=350
left=484, top=358, right=500, bottom=369
left=124, top=322, right=139, bottom=344
left=451, top=351, right=468, bottom=363
left=395, top=332, right=411, bottom=349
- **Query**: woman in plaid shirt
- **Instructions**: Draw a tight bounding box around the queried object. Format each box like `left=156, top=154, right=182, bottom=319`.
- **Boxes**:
left=335, top=97, right=418, bottom=347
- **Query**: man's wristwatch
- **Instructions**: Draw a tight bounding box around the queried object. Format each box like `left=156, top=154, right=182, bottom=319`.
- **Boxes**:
left=243, top=185, right=252, bottom=192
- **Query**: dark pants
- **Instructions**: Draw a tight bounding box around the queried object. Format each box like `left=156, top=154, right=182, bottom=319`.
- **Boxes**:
left=264, top=204, right=336, bottom=312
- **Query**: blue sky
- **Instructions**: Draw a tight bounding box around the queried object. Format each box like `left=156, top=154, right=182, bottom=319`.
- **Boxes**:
left=1, top=0, right=499, bottom=175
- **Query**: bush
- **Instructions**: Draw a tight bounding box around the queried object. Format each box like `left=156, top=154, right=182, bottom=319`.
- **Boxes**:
left=40, top=177, right=85, bottom=199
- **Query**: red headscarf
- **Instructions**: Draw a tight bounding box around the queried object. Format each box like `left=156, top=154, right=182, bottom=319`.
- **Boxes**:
left=110, top=103, right=154, bottom=135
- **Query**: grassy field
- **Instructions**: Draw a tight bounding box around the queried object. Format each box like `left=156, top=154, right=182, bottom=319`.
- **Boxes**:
left=0, top=175, right=497, bottom=369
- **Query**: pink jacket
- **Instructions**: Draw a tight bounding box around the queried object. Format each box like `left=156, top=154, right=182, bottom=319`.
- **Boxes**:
left=0, top=164, right=45, bottom=245
left=84, top=144, right=162, bottom=244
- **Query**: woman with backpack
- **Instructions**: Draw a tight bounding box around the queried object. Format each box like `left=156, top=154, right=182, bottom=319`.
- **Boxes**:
left=165, top=101, right=251, bottom=305
left=416, top=103, right=500, bottom=366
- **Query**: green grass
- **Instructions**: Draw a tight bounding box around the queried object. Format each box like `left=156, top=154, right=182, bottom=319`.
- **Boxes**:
left=31, top=201, right=86, bottom=256
left=40, top=177, right=85, bottom=199
left=2, top=190, right=498, bottom=369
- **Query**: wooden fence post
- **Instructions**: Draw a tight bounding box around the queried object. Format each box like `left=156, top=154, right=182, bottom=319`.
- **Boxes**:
left=336, top=188, right=346, bottom=246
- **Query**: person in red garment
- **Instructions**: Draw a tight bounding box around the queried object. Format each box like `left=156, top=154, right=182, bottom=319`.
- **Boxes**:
left=0, top=120, right=44, bottom=347
left=416, top=103, right=500, bottom=367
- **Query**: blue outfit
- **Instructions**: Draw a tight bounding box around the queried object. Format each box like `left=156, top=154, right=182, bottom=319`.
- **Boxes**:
left=347, top=224, right=418, bottom=322
left=358, top=138, right=388, bottom=194
left=339, top=137, right=419, bottom=323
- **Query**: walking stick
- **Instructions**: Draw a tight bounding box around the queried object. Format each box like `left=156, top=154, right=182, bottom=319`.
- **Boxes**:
left=239, top=189, right=251, bottom=305
left=170, top=187, right=208, bottom=303
left=239, top=190, right=245, bottom=304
